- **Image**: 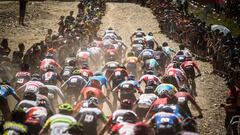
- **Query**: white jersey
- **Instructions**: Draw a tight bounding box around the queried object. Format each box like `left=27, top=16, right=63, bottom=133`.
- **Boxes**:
left=112, top=109, right=137, bottom=124
left=44, top=114, right=76, bottom=135
left=138, top=93, right=158, bottom=108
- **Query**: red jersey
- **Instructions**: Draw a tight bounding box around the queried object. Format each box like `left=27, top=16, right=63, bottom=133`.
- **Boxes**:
left=40, top=58, right=61, bottom=72
left=25, top=107, right=48, bottom=126
left=80, top=68, right=93, bottom=78
left=81, top=86, right=104, bottom=99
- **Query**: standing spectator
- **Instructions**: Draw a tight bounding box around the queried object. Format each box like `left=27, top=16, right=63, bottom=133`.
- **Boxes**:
left=0, top=38, right=11, bottom=56
left=19, top=0, right=28, bottom=26
left=12, top=43, right=25, bottom=65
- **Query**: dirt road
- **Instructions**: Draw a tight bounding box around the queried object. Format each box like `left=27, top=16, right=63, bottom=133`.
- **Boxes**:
left=99, top=3, right=227, bottom=135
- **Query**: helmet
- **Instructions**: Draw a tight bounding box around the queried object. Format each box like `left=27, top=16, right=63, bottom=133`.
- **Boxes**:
left=148, top=32, right=153, bottom=36
left=37, top=99, right=48, bottom=107
left=120, top=99, right=134, bottom=109
left=176, top=51, right=184, bottom=56
left=87, top=97, right=99, bottom=107
left=162, top=42, right=168, bottom=47
left=46, top=65, right=55, bottom=71
left=179, top=84, right=189, bottom=92
left=23, top=91, right=37, bottom=101
left=82, top=63, right=89, bottom=69
left=122, top=111, right=137, bottom=123
left=72, top=69, right=81, bottom=75
left=31, top=73, right=41, bottom=81
left=136, top=33, right=143, bottom=38
left=157, top=105, right=174, bottom=113
left=45, top=53, right=54, bottom=59
left=185, top=56, right=192, bottom=61
left=128, top=74, right=135, bottom=80
left=173, top=61, right=181, bottom=69
left=118, top=64, right=126, bottom=70
left=127, top=52, right=135, bottom=57
left=69, top=59, right=76, bottom=66
left=156, top=84, right=177, bottom=98
left=59, top=103, right=73, bottom=113
left=94, top=71, right=103, bottom=76
left=108, top=27, right=113, bottom=30
left=146, top=70, right=154, bottom=75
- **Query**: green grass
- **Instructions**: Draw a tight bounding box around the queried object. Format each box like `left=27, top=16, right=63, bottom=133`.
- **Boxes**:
left=189, top=4, right=240, bottom=36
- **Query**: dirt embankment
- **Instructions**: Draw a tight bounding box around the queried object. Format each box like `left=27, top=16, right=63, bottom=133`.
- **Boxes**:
left=98, top=3, right=227, bottom=135
left=0, top=1, right=79, bottom=52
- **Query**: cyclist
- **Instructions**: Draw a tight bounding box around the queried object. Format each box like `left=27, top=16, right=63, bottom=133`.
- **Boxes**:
left=102, top=59, right=120, bottom=79
left=123, top=52, right=139, bottom=77
left=100, top=99, right=138, bottom=135
left=0, top=81, right=21, bottom=120
left=42, top=65, right=64, bottom=85
left=108, top=65, right=128, bottom=109
left=39, top=103, right=77, bottom=135
left=2, top=109, right=30, bottom=134
left=61, top=59, right=77, bottom=81
left=61, top=69, right=87, bottom=104
left=79, top=63, right=93, bottom=81
left=144, top=32, right=159, bottom=49
left=130, top=28, right=146, bottom=43
left=75, top=97, right=107, bottom=135
left=16, top=91, right=37, bottom=111
left=13, top=63, right=31, bottom=89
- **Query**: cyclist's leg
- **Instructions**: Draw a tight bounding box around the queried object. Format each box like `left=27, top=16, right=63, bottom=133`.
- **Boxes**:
left=0, top=97, right=11, bottom=120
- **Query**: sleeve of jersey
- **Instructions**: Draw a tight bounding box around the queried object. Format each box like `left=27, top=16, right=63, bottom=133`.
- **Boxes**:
left=8, top=85, right=17, bottom=95
left=42, top=117, right=52, bottom=130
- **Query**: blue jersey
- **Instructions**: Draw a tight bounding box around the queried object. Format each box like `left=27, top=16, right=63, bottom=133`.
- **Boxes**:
left=87, top=75, right=109, bottom=88
left=151, top=112, right=180, bottom=127
left=0, top=85, right=17, bottom=99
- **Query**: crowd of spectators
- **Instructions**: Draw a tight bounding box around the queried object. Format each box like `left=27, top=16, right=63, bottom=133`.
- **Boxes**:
left=145, top=0, right=240, bottom=133
left=0, top=0, right=106, bottom=73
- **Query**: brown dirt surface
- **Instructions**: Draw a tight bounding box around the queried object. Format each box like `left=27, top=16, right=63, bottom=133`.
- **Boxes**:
left=99, top=3, right=227, bottom=135
left=0, top=1, right=79, bottom=52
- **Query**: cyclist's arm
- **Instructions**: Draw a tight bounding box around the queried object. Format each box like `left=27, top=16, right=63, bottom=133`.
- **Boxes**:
left=193, top=61, right=201, bottom=75
left=54, top=86, right=65, bottom=102
left=39, top=117, right=51, bottom=135
left=9, top=86, right=21, bottom=102
left=99, top=116, right=112, bottom=135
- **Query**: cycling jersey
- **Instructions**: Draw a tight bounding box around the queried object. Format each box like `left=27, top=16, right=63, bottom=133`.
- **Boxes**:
left=87, top=75, right=109, bottom=89
left=42, top=114, right=76, bottom=135
left=81, top=86, right=104, bottom=100
left=109, top=68, right=128, bottom=88
left=40, top=58, right=61, bottom=72
left=75, top=107, right=106, bottom=135
left=79, top=68, right=93, bottom=79
left=139, top=74, right=161, bottom=85
left=0, top=85, right=17, bottom=99
left=163, top=47, right=174, bottom=55
left=111, top=109, right=138, bottom=124
left=138, top=49, right=154, bottom=60
left=25, top=107, right=48, bottom=126
left=137, top=94, right=158, bottom=108
left=63, top=75, right=86, bottom=90
left=15, top=71, right=31, bottom=87
left=111, top=122, right=135, bottom=135
left=3, top=121, right=28, bottom=135
left=61, top=66, right=76, bottom=80
left=45, top=85, right=65, bottom=101
left=16, top=100, right=37, bottom=111
left=166, top=68, right=187, bottom=88
left=18, top=81, right=45, bottom=94
left=76, top=51, right=90, bottom=61
left=42, top=71, right=61, bottom=85
left=125, top=56, right=138, bottom=64
left=149, top=112, right=181, bottom=130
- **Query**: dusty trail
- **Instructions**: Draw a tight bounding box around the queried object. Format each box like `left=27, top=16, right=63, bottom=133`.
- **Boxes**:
left=99, top=3, right=227, bottom=135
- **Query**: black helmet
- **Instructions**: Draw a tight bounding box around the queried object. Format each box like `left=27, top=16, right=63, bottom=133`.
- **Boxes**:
left=69, top=59, right=76, bottom=67
left=146, top=70, right=154, bottom=75
left=162, top=42, right=168, bottom=47
left=157, top=105, right=174, bottom=113
left=122, top=112, right=137, bottom=123
left=120, top=99, right=134, bottom=109
left=128, top=74, right=135, bottom=80
left=88, top=97, right=99, bottom=107
left=23, top=91, right=37, bottom=101
left=31, top=73, right=41, bottom=81
left=148, top=32, right=153, bottom=36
